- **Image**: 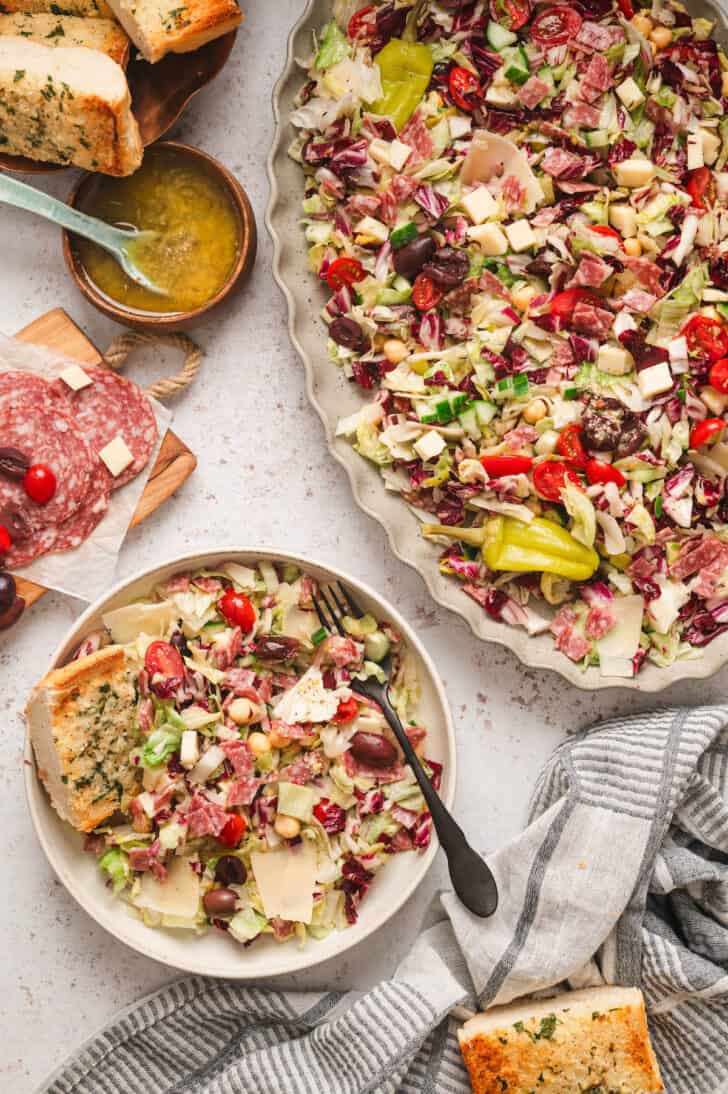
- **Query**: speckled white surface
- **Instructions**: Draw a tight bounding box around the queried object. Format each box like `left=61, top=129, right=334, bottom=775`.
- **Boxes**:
left=2, top=4, right=727, bottom=1091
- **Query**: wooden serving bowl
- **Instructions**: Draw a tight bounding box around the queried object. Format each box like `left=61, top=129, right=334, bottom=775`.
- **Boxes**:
left=0, top=32, right=237, bottom=175
left=62, top=141, right=257, bottom=331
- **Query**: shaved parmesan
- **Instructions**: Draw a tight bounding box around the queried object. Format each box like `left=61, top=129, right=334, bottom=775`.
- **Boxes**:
left=251, top=840, right=319, bottom=924
left=461, top=130, right=543, bottom=214
left=102, top=601, right=175, bottom=644
left=273, top=666, right=348, bottom=724
left=134, top=856, right=200, bottom=919
left=596, top=595, right=644, bottom=678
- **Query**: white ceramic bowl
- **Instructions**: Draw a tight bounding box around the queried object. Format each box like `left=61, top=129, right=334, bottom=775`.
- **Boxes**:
left=266, top=0, right=728, bottom=692
left=24, top=547, right=456, bottom=979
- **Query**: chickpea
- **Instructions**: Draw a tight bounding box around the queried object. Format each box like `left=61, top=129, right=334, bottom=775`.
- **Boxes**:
left=631, top=12, right=653, bottom=35
left=382, top=338, right=409, bottom=365
left=269, top=728, right=299, bottom=749
left=228, top=697, right=262, bottom=725
left=247, top=731, right=271, bottom=756
left=522, top=398, right=547, bottom=424
left=649, top=25, right=672, bottom=49
left=274, top=814, right=301, bottom=839
left=623, top=237, right=642, bottom=258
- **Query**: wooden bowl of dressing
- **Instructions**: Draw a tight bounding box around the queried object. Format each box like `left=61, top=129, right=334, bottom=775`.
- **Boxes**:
left=63, top=141, right=257, bottom=331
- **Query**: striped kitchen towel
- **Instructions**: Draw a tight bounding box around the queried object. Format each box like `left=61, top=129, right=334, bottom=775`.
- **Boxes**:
left=40, top=705, right=728, bottom=1094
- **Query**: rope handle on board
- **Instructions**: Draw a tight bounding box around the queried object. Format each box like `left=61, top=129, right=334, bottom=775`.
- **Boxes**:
left=102, top=330, right=203, bottom=400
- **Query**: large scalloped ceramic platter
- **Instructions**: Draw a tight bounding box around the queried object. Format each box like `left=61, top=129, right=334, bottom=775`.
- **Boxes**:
left=266, top=0, right=728, bottom=693
left=25, top=547, right=455, bottom=978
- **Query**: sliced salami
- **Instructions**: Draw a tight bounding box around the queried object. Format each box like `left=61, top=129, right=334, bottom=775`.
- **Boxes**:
left=0, top=371, right=62, bottom=414
left=59, top=367, right=158, bottom=489
left=0, top=403, right=94, bottom=529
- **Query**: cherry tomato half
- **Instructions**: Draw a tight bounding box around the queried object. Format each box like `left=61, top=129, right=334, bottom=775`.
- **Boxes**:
left=0, top=526, right=10, bottom=554
left=585, top=459, right=626, bottom=487
left=684, top=315, right=728, bottom=363
left=218, top=589, right=256, bottom=631
left=690, top=417, right=726, bottom=448
left=480, top=454, right=534, bottom=477
left=144, top=640, right=185, bottom=679
left=616, top=0, right=634, bottom=17
left=589, top=225, right=624, bottom=249
left=492, top=0, right=531, bottom=32
left=332, top=696, right=359, bottom=724
left=448, top=66, right=483, bottom=112
left=686, top=166, right=715, bottom=211
left=533, top=461, right=582, bottom=501
left=556, top=424, right=588, bottom=468
left=709, top=358, right=728, bottom=395
left=530, top=5, right=582, bottom=45
left=23, top=463, right=56, bottom=505
left=549, top=288, right=601, bottom=325
left=326, top=256, right=366, bottom=292
left=412, top=273, right=443, bottom=311
left=218, top=814, right=247, bottom=849
left=347, top=4, right=376, bottom=39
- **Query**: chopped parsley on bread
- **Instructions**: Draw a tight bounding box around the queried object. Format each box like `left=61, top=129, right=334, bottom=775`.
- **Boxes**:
left=0, top=0, right=114, bottom=19
left=27, top=646, right=142, bottom=833
left=0, top=12, right=129, bottom=66
left=0, top=37, right=142, bottom=173
left=104, top=0, right=242, bottom=64
left=458, top=986, right=664, bottom=1094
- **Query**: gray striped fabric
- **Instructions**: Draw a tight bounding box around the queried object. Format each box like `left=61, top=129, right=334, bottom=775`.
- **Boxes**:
left=40, top=705, right=728, bottom=1094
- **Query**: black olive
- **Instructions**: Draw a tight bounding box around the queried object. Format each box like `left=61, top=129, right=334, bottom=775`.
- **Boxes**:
left=615, top=417, right=647, bottom=459
left=581, top=409, right=622, bottom=453
left=0, top=571, right=16, bottom=615
left=422, top=246, right=470, bottom=290
left=0, top=594, right=24, bottom=630
left=170, top=630, right=190, bottom=657
left=0, top=504, right=32, bottom=542
left=214, top=855, right=247, bottom=886
left=253, top=636, right=301, bottom=663
left=392, top=234, right=436, bottom=280
left=329, top=317, right=370, bottom=354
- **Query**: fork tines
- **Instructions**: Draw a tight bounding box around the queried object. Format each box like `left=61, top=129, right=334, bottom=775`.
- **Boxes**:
left=312, top=581, right=364, bottom=637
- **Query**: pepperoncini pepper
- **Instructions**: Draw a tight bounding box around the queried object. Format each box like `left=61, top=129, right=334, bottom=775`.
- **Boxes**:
left=423, top=515, right=600, bottom=582
left=371, top=39, right=434, bottom=132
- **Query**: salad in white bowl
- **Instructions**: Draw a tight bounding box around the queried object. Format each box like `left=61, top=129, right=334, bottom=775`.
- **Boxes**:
left=27, top=557, right=445, bottom=959
left=290, top=0, right=728, bottom=679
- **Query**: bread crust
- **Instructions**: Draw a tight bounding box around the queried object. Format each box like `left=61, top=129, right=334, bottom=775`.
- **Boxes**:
left=0, top=12, right=130, bottom=67
left=105, top=0, right=241, bottom=63
left=0, top=0, right=114, bottom=18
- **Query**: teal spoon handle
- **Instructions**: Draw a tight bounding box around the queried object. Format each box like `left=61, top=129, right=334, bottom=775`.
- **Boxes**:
left=0, top=172, right=134, bottom=253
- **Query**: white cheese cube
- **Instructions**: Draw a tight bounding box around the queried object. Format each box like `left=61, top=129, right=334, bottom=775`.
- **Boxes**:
left=505, top=219, right=537, bottom=252
left=609, top=204, right=637, bottom=238
left=99, top=435, right=134, bottom=477
left=413, top=429, right=446, bottom=462
left=59, top=364, right=93, bottom=391
left=668, top=335, right=688, bottom=371
left=449, top=115, right=472, bottom=141
left=614, top=158, right=655, bottom=188
left=700, top=385, right=728, bottom=415
left=180, top=730, right=199, bottom=770
left=461, top=185, right=499, bottom=225
left=700, top=128, right=721, bottom=166
left=687, top=132, right=704, bottom=171
left=354, top=215, right=389, bottom=243
left=368, top=138, right=391, bottom=166
left=485, top=83, right=517, bottom=107
left=696, top=213, right=715, bottom=248
left=616, top=77, right=644, bottom=111
left=597, top=344, right=634, bottom=376
left=389, top=139, right=412, bottom=171
left=468, top=222, right=508, bottom=256
left=613, top=311, right=637, bottom=337
left=637, top=361, right=673, bottom=399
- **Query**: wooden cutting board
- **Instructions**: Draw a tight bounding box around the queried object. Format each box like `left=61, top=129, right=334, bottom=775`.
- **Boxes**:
left=11, top=308, right=197, bottom=610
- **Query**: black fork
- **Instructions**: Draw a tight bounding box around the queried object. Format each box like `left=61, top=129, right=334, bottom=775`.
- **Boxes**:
left=313, top=582, right=498, bottom=919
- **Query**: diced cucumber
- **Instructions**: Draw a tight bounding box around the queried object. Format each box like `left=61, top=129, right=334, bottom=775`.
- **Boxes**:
left=390, top=222, right=418, bottom=249
left=474, top=399, right=497, bottom=426
left=414, top=398, right=437, bottom=423
left=458, top=406, right=481, bottom=440
left=585, top=129, right=609, bottom=149
left=486, top=19, right=518, bottom=50
left=536, top=66, right=555, bottom=93
left=451, top=392, right=469, bottom=415
left=502, top=45, right=529, bottom=85
left=435, top=398, right=454, bottom=424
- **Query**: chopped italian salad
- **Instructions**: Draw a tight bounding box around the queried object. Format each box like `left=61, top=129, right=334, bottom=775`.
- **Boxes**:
left=291, top=0, right=728, bottom=676
left=85, top=562, right=437, bottom=947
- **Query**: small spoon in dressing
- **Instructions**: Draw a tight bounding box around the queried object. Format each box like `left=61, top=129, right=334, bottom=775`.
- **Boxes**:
left=0, top=173, right=164, bottom=294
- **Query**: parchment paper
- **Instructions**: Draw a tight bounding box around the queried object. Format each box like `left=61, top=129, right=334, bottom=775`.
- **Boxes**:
left=0, top=333, right=172, bottom=602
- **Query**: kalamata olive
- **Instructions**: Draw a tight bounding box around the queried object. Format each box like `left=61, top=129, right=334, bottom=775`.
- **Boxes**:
left=253, top=636, right=301, bottom=663
left=214, top=855, right=247, bottom=886
left=0, top=571, right=16, bottom=615
left=392, top=234, right=436, bottom=280
left=581, top=409, right=622, bottom=453
left=0, top=594, right=24, bottom=631
left=203, top=887, right=239, bottom=917
left=422, top=246, right=470, bottom=290
left=170, top=630, right=190, bottom=657
left=350, top=731, right=397, bottom=769
left=329, top=317, right=370, bottom=354
left=0, top=446, right=29, bottom=481
left=0, top=504, right=32, bottom=542
left=615, top=417, right=647, bottom=459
